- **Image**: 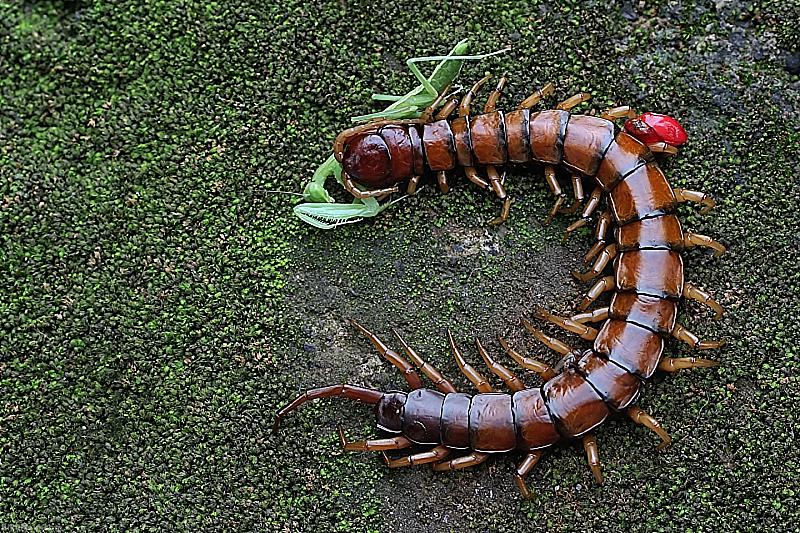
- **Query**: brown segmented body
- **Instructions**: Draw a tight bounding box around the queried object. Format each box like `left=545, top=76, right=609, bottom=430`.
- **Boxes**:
left=279, top=83, right=724, bottom=497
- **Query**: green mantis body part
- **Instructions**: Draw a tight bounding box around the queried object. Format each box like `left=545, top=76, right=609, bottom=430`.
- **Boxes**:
left=293, top=200, right=381, bottom=230
left=370, top=94, right=405, bottom=102
left=302, top=154, right=340, bottom=204
left=293, top=195, right=412, bottom=230
left=359, top=40, right=511, bottom=123
left=294, top=39, right=509, bottom=229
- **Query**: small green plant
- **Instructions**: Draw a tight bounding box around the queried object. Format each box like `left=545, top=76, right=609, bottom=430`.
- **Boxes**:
left=293, top=39, right=508, bottom=229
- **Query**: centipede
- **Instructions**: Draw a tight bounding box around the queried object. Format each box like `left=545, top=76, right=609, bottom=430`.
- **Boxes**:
left=274, top=74, right=726, bottom=498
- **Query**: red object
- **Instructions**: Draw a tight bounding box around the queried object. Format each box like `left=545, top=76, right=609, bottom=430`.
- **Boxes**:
left=624, top=112, right=688, bottom=147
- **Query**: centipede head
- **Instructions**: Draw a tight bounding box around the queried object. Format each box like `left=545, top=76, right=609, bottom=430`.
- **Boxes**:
left=624, top=112, right=688, bottom=147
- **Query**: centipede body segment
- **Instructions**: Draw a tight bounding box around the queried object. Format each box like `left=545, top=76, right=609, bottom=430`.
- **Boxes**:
left=275, top=75, right=726, bottom=498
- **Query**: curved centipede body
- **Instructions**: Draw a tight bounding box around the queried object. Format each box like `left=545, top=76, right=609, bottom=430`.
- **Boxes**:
left=274, top=76, right=725, bottom=498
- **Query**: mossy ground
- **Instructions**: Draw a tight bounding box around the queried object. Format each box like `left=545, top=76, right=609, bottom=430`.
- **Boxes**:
left=1, top=1, right=799, bottom=531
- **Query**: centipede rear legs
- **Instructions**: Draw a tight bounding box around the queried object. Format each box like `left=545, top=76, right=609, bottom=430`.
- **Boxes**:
left=338, top=428, right=412, bottom=452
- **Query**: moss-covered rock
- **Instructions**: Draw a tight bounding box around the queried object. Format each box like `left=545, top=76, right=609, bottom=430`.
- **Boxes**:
left=1, top=0, right=798, bottom=531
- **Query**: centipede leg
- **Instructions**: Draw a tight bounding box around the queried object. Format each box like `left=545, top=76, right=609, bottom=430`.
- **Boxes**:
left=647, top=142, right=679, bottom=155
left=583, top=211, right=612, bottom=264
left=683, top=282, right=724, bottom=319
left=419, top=84, right=452, bottom=122
left=570, top=307, right=610, bottom=324
left=435, top=90, right=462, bottom=120
left=383, top=446, right=451, bottom=468
left=573, top=244, right=617, bottom=283
left=582, top=434, right=603, bottom=484
left=392, top=329, right=457, bottom=393
left=343, top=173, right=399, bottom=199
left=600, top=106, right=637, bottom=121
left=497, top=336, right=557, bottom=381
left=683, top=232, right=726, bottom=258
left=475, top=339, right=525, bottom=392
left=488, top=195, right=512, bottom=226
left=514, top=450, right=544, bottom=499
left=557, top=92, right=592, bottom=111
left=432, top=451, right=489, bottom=472
left=521, top=319, right=580, bottom=357
left=532, top=307, right=598, bottom=341
left=437, top=170, right=451, bottom=193
left=626, top=407, right=672, bottom=451
left=658, top=357, right=719, bottom=372
left=578, top=276, right=615, bottom=311
left=563, top=186, right=602, bottom=242
left=337, top=428, right=413, bottom=452
left=484, top=75, right=507, bottom=113
left=350, top=319, right=423, bottom=389
left=674, top=188, right=716, bottom=214
left=459, top=76, right=492, bottom=193
left=464, top=167, right=490, bottom=190
left=559, top=174, right=586, bottom=214
left=448, top=330, right=494, bottom=392
left=671, top=323, right=726, bottom=350
left=459, top=74, right=491, bottom=117
left=517, top=82, right=555, bottom=109
left=543, top=165, right=566, bottom=225
left=407, top=175, right=422, bottom=195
